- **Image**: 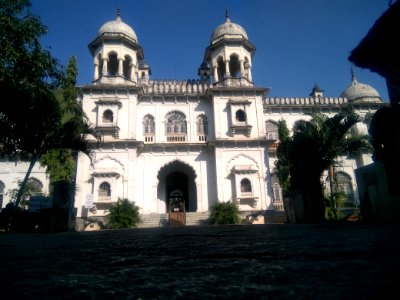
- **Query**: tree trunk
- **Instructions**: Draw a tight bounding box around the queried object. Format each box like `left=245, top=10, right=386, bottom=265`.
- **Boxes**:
left=15, top=153, right=38, bottom=208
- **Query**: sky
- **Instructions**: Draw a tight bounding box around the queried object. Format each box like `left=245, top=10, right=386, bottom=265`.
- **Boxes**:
left=30, top=0, right=391, bottom=100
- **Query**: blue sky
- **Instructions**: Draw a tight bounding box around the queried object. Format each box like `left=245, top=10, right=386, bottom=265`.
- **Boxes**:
left=31, top=0, right=390, bottom=100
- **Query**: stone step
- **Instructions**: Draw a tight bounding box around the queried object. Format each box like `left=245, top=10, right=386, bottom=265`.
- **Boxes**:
left=137, top=212, right=210, bottom=227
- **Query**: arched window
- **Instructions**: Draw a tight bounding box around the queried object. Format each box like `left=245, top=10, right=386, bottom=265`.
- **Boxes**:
left=107, top=52, right=118, bottom=76
left=236, top=110, right=247, bottom=123
left=0, top=181, right=5, bottom=209
left=98, top=182, right=111, bottom=198
left=102, top=110, right=113, bottom=123
left=196, top=115, right=208, bottom=135
left=143, top=115, right=155, bottom=134
left=240, top=178, right=252, bottom=193
left=229, top=54, right=241, bottom=78
left=28, top=178, right=43, bottom=193
left=265, top=120, right=279, bottom=140
left=271, top=174, right=283, bottom=202
left=217, top=57, right=225, bottom=81
left=123, top=55, right=132, bottom=79
left=334, top=172, right=354, bottom=202
left=165, top=111, right=187, bottom=134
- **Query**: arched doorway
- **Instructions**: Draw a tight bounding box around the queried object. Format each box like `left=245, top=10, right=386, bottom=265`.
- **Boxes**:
left=157, top=160, right=197, bottom=213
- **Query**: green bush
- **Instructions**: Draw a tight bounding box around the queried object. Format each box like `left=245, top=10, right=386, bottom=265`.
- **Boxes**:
left=107, top=198, right=142, bottom=229
left=209, top=201, right=240, bottom=225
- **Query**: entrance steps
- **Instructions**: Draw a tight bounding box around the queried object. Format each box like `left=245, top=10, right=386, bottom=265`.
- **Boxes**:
left=137, top=212, right=210, bottom=228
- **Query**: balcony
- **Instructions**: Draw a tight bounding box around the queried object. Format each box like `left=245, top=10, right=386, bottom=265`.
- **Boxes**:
left=230, top=123, right=252, bottom=137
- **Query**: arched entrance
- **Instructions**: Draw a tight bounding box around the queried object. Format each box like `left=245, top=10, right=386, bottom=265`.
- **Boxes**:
left=166, top=172, right=188, bottom=212
left=157, top=160, right=197, bottom=213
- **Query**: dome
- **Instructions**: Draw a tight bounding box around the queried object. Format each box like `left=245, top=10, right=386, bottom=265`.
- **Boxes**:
left=341, top=76, right=381, bottom=103
left=211, top=15, right=248, bottom=43
left=98, top=14, right=138, bottom=43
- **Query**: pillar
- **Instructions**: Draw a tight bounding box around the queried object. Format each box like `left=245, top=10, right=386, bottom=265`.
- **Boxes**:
left=102, top=58, right=108, bottom=76
left=213, top=65, right=218, bottom=82
left=225, top=60, right=230, bottom=78
left=118, top=58, right=123, bottom=76
left=94, top=62, right=99, bottom=81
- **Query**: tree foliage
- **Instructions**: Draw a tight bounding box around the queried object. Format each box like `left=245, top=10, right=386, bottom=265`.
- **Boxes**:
left=276, top=120, right=291, bottom=194
left=209, top=201, right=241, bottom=225
left=0, top=1, right=101, bottom=207
left=275, top=108, right=371, bottom=222
left=107, top=198, right=142, bottom=229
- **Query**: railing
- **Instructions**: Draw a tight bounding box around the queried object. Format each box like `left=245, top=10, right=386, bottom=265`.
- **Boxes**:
left=198, top=135, right=207, bottom=142
left=144, top=135, right=154, bottom=143
left=273, top=201, right=284, bottom=211
left=240, top=192, right=253, bottom=198
left=166, top=134, right=186, bottom=142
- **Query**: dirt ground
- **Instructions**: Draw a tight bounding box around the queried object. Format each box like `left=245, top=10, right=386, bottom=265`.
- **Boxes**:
left=0, top=223, right=399, bottom=299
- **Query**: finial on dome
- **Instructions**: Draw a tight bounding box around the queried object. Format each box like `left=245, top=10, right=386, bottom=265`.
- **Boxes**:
left=225, top=8, right=231, bottom=22
left=351, top=66, right=358, bottom=84
left=116, top=5, right=121, bottom=20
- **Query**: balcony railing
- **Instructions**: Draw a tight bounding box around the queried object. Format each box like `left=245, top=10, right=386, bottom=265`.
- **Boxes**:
left=273, top=201, right=284, bottom=211
left=166, top=134, right=186, bottom=142
left=144, top=135, right=154, bottom=143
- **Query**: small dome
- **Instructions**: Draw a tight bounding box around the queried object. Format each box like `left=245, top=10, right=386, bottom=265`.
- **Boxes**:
left=341, top=76, right=381, bottom=103
left=98, top=14, right=138, bottom=43
left=211, top=15, right=248, bottom=43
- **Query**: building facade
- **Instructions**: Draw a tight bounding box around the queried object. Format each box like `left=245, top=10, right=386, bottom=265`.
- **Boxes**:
left=0, top=11, right=384, bottom=227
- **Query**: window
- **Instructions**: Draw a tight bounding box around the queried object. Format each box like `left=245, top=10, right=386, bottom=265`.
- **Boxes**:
left=102, top=110, right=114, bottom=123
left=235, top=110, right=246, bottom=123
left=98, top=182, right=111, bottom=198
left=240, top=178, right=252, bottom=193
left=123, top=55, right=132, bottom=79
left=271, top=174, right=283, bottom=202
left=334, top=172, right=354, bottom=202
left=107, top=52, right=118, bottom=76
left=0, top=181, right=4, bottom=209
left=143, top=115, right=155, bottom=134
left=265, top=120, right=279, bottom=140
left=165, top=111, right=187, bottom=134
left=28, top=178, right=43, bottom=193
left=229, top=54, right=241, bottom=78
left=196, top=115, right=208, bottom=135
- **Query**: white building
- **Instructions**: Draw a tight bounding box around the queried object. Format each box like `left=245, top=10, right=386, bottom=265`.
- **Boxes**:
left=0, top=11, right=383, bottom=227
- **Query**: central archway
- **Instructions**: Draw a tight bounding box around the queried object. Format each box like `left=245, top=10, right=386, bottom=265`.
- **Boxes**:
left=157, top=160, right=197, bottom=213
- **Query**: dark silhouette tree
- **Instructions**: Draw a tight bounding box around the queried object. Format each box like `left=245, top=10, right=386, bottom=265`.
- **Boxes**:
left=276, top=109, right=370, bottom=223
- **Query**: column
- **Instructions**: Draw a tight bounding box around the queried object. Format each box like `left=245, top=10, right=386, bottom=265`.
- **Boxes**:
left=118, top=57, right=124, bottom=76
left=247, top=67, right=253, bottom=82
left=213, top=65, right=218, bottom=82
left=94, top=62, right=99, bottom=81
left=130, top=63, right=136, bottom=81
left=102, top=58, right=108, bottom=76
left=224, top=60, right=230, bottom=78
left=240, top=60, right=245, bottom=78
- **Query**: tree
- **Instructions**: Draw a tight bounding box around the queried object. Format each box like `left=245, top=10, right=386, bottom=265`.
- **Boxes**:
left=107, top=198, right=142, bottom=229
left=0, top=1, right=101, bottom=208
left=276, top=109, right=370, bottom=223
left=275, top=120, right=291, bottom=195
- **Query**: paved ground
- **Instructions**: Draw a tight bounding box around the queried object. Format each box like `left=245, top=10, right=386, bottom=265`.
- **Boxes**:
left=0, top=223, right=399, bottom=299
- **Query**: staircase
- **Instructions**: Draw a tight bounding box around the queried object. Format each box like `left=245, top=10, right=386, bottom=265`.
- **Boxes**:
left=137, top=212, right=210, bottom=228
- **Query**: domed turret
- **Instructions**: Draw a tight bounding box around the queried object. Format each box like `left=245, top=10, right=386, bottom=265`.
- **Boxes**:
left=210, top=11, right=248, bottom=44
left=98, top=12, right=138, bottom=43
left=203, top=10, right=255, bottom=86
left=88, top=8, right=147, bottom=85
left=341, top=70, right=381, bottom=103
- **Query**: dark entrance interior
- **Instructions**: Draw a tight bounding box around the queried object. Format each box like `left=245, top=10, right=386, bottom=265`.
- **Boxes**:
left=166, top=171, right=188, bottom=212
